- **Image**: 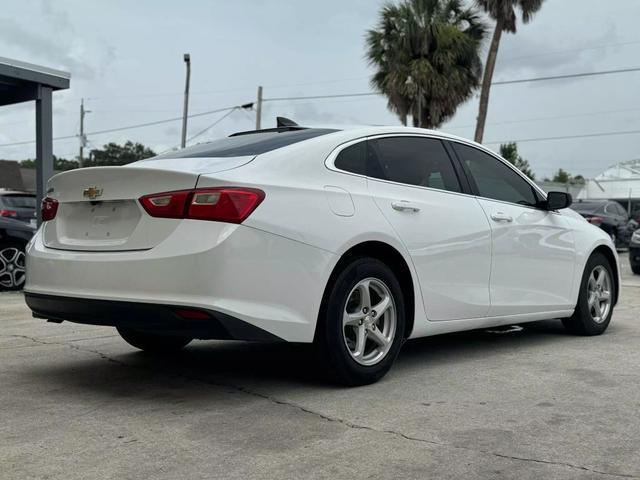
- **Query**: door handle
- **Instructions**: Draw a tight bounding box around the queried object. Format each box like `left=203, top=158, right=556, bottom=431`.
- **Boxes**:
left=490, top=211, right=513, bottom=222
left=391, top=200, right=421, bottom=212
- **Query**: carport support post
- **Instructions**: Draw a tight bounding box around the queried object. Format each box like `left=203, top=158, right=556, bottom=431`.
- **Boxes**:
left=35, top=85, right=53, bottom=226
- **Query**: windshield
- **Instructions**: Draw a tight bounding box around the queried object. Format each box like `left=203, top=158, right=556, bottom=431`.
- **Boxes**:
left=1, top=195, right=36, bottom=208
left=572, top=202, right=603, bottom=214
left=152, top=128, right=338, bottom=159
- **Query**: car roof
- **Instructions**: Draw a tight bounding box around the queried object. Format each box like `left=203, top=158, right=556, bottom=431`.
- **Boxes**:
left=0, top=190, right=34, bottom=196
left=309, top=125, right=479, bottom=144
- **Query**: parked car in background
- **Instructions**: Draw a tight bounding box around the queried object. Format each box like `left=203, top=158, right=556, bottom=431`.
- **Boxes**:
left=571, top=200, right=634, bottom=248
left=629, top=229, right=640, bottom=274
left=0, top=216, right=35, bottom=290
left=24, top=125, right=620, bottom=385
left=0, top=190, right=37, bottom=227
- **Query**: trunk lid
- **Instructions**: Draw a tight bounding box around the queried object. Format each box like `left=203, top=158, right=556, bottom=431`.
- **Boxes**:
left=42, top=156, right=253, bottom=251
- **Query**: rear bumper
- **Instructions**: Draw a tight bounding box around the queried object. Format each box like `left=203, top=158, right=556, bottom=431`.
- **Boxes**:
left=25, top=221, right=337, bottom=342
left=25, top=292, right=281, bottom=341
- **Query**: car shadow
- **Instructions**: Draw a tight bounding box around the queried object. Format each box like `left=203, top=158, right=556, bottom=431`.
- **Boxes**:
left=20, top=319, right=624, bottom=400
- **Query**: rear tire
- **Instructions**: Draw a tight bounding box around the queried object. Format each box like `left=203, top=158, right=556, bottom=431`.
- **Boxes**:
left=117, top=327, right=192, bottom=353
left=562, top=253, right=615, bottom=336
left=631, top=263, right=640, bottom=275
left=314, top=257, right=405, bottom=386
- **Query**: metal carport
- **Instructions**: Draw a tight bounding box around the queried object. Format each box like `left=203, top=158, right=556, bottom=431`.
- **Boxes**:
left=0, top=57, right=70, bottom=223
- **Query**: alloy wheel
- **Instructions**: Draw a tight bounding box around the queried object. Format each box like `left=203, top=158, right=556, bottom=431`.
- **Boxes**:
left=0, top=247, right=26, bottom=289
left=587, top=265, right=612, bottom=324
left=342, top=277, right=397, bottom=366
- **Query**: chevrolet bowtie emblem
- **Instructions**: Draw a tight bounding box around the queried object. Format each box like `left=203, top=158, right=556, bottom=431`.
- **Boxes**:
left=83, top=186, right=103, bottom=200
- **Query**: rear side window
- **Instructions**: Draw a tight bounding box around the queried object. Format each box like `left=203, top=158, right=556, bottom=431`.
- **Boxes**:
left=366, top=137, right=461, bottom=192
left=152, top=128, right=338, bottom=159
left=452, top=142, right=538, bottom=207
left=334, top=142, right=366, bottom=175
left=613, top=203, right=627, bottom=217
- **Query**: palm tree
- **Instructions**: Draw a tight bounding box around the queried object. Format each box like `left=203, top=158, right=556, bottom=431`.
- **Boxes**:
left=366, top=0, right=486, bottom=129
left=474, top=0, right=545, bottom=142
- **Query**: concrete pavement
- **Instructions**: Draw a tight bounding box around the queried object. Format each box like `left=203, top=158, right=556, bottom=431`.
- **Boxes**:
left=1, top=263, right=639, bottom=479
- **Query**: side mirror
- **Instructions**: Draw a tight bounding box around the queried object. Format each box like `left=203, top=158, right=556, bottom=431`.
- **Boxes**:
left=546, top=191, right=572, bottom=210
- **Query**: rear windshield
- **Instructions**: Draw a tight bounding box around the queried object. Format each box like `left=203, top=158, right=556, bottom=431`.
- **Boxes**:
left=0, top=195, right=36, bottom=208
left=152, top=128, right=338, bottom=159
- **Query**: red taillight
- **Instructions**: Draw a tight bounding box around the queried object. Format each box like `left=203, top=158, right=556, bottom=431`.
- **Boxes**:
left=187, top=188, right=265, bottom=223
left=0, top=209, right=17, bottom=218
left=139, top=187, right=265, bottom=224
left=174, top=308, right=211, bottom=320
left=41, top=197, right=58, bottom=222
left=587, top=216, right=604, bottom=226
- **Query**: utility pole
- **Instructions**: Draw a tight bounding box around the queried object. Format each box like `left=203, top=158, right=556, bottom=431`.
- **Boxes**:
left=255, top=85, right=263, bottom=130
left=181, top=53, right=191, bottom=149
left=78, top=98, right=90, bottom=167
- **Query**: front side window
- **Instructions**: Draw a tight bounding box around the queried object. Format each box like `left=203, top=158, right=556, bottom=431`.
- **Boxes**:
left=452, top=142, right=538, bottom=207
left=366, top=137, right=461, bottom=193
left=614, top=203, right=628, bottom=217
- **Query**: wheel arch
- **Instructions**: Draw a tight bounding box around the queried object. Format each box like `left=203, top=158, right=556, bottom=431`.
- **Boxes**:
left=316, top=240, right=416, bottom=341
left=591, top=244, right=620, bottom=305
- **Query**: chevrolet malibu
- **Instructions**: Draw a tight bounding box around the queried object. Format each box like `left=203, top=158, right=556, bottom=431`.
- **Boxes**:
left=25, top=125, right=619, bottom=385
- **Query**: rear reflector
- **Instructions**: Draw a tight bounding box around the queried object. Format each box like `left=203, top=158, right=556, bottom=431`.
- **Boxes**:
left=0, top=209, right=17, bottom=218
left=174, top=308, right=211, bottom=320
left=139, top=187, right=264, bottom=224
left=41, top=198, right=59, bottom=222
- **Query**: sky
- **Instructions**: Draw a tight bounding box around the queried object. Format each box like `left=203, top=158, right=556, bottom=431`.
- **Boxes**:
left=0, top=0, right=639, bottom=179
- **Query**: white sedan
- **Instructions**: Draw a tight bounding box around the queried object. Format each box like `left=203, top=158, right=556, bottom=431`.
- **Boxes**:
left=25, top=124, right=619, bottom=385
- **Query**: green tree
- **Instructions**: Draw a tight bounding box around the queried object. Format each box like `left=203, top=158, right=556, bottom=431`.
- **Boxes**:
left=366, top=0, right=487, bottom=128
left=551, top=168, right=571, bottom=184
left=20, top=156, right=79, bottom=171
left=86, top=141, right=156, bottom=167
left=499, top=142, right=535, bottom=180
left=474, top=0, right=545, bottom=142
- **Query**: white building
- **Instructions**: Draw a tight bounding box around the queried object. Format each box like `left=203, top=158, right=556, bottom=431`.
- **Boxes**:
left=578, top=160, right=640, bottom=201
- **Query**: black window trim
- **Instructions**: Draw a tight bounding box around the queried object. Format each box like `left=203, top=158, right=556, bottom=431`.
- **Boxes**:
left=445, top=139, right=550, bottom=212
left=326, top=133, right=476, bottom=197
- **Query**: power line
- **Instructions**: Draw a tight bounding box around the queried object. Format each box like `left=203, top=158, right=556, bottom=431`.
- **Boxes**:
left=492, top=66, right=640, bottom=85
left=500, top=39, right=640, bottom=62
left=263, top=66, right=640, bottom=102
left=0, top=104, right=245, bottom=148
left=485, top=128, right=640, bottom=145
left=265, top=92, right=378, bottom=102
left=2, top=66, right=639, bottom=150
left=186, top=108, right=238, bottom=144
left=446, top=105, right=640, bottom=130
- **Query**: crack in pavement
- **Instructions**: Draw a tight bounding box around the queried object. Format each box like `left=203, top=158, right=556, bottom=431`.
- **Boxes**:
left=3, top=333, right=638, bottom=479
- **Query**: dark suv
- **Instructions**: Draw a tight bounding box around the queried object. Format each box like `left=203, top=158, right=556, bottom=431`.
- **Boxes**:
left=571, top=200, right=634, bottom=248
left=0, top=190, right=37, bottom=227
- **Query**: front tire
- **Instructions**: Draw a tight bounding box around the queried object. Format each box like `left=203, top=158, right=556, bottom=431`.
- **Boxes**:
left=117, top=327, right=192, bottom=353
left=315, top=257, right=406, bottom=386
left=562, top=253, right=615, bottom=335
left=0, top=242, right=26, bottom=291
